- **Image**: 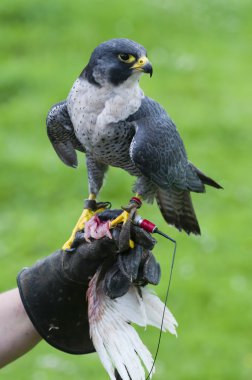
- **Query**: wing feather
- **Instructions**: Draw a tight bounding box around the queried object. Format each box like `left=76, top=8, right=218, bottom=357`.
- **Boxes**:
left=129, top=97, right=198, bottom=191
left=129, top=97, right=220, bottom=193
left=46, top=100, right=84, bottom=168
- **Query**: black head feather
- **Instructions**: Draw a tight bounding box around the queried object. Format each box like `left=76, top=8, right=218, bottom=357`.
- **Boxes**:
left=81, top=38, right=148, bottom=86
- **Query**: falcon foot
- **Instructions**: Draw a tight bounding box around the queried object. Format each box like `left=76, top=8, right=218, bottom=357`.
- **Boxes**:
left=63, top=208, right=95, bottom=251
left=62, top=199, right=111, bottom=251
left=83, top=209, right=133, bottom=249
left=109, top=209, right=133, bottom=228
left=82, top=208, right=135, bottom=251
left=109, top=197, right=143, bottom=249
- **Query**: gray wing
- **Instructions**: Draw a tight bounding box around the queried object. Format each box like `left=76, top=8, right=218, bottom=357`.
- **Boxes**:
left=128, top=97, right=222, bottom=235
left=46, top=100, right=85, bottom=168
left=129, top=97, right=204, bottom=192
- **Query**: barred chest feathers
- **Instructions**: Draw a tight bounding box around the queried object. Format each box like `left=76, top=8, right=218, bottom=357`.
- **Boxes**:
left=67, top=76, right=144, bottom=151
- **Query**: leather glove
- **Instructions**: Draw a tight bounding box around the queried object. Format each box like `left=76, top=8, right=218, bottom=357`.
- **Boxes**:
left=17, top=209, right=160, bottom=355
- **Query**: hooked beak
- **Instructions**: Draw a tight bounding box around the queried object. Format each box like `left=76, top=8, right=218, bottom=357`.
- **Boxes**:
left=131, top=56, right=153, bottom=77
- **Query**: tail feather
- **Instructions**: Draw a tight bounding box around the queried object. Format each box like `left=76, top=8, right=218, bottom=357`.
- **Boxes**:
left=190, top=163, right=223, bottom=189
left=156, top=188, right=201, bottom=235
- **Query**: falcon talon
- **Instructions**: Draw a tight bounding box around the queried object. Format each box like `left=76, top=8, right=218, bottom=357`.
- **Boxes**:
left=84, top=199, right=112, bottom=212
left=96, top=201, right=112, bottom=210
left=64, top=247, right=76, bottom=253
left=121, top=204, right=137, bottom=213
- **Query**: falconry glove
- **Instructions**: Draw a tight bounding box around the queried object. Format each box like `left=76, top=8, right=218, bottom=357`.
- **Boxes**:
left=17, top=209, right=160, bottom=354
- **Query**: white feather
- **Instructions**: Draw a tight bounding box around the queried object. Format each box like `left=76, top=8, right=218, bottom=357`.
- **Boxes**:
left=114, top=287, right=147, bottom=327
left=141, top=287, right=178, bottom=335
left=67, top=76, right=144, bottom=149
left=88, top=271, right=178, bottom=380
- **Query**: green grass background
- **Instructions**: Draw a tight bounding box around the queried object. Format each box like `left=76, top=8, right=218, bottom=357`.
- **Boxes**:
left=0, top=0, right=251, bottom=379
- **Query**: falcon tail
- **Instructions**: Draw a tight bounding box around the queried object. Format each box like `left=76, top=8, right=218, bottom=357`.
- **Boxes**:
left=156, top=188, right=201, bottom=235
left=190, top=163, right=223, bottom=190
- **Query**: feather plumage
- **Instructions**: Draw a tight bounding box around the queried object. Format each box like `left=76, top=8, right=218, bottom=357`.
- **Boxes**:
left=47, top=39, right=222, bottom=235
left=87, top=270, right=178, bottom=380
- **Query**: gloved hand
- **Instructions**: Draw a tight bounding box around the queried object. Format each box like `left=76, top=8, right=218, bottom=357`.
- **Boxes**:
left=17, top=209, right=160, bottom=355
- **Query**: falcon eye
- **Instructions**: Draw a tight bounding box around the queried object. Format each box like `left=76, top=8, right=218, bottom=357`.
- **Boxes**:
left=118, top=53, right=136, bottom=64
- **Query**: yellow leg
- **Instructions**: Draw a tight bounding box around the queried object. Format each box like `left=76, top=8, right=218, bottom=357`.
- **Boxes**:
left=88, top=193, right=96, bottom=201
left=110, top=210, right=134, bottom=249
left=110, top=194, right=142, bottom=248
left=136, top=194, right=143, bottom=202
left=62, top=193, right=97, bottom=250
left=109, top=194, right=142, bottom=230
left=109, top=210, right=131, bottom=228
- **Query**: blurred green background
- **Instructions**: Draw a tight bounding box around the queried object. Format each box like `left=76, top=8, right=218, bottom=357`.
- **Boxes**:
left=0, top=0, right=251, bottom=379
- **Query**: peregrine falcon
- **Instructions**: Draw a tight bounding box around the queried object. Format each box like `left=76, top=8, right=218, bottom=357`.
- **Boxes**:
left=47, top=38, right=222, bottom=249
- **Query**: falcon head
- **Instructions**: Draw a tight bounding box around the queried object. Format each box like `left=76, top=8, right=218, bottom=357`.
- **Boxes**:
left=82, top=38, right=153, bottom=86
